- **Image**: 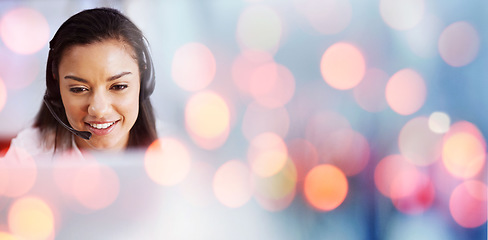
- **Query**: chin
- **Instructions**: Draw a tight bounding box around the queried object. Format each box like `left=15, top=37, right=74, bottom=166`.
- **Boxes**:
left=88, top=140, right=121, bottom=151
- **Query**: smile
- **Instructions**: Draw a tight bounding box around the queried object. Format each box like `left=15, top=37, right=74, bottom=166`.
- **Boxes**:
left=89, top=121, right=116, bottom=129
left=85, top=120, right=119, bottom=136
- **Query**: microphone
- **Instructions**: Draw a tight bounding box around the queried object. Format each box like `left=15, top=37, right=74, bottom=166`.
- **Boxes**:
left=43, top=96, right=92, bottom=140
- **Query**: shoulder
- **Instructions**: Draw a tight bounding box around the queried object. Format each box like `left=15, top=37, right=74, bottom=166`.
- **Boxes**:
left=3, top=127, right=55, bottom=161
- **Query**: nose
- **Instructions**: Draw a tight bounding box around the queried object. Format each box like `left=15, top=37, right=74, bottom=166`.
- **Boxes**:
left=88, top=90, right=110, bottom=118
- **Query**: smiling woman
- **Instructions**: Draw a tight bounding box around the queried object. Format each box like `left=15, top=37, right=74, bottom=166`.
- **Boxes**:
left=3, top=8, right=157, bottom=158
left=59, top=39, right=141, bottom=150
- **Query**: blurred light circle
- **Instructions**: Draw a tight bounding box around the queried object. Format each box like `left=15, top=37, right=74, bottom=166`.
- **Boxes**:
left=253, top=158, right=297, bottom=211
left=0, top=77, right=6, bottom=112
left=185, top=91, right=230, bottom=140
left=249, top=62, right=295, bottom=108
left=8, top=196, right=54, bottom=240
left=374, top=154, right=416, bottom=198
left=171, top=42, right=216, bottom=91
left=237, top=5, right=282, bottom=52
left=144, top=138, right=192, bottom=186
left=353, top=68, right=389, bottom=112
left=242, top=102, right=289, bottom=141
left=231, top=50, right=273, bottom=97
left=399, top=117, right=443, bottom=166
left=438, top=21, right=479, bottom=67
left=320, top=42, right=366, bottom=90
left=0, top=147, right=37, bottom=198
left=385, top=68, right=426, bottom=115
left=449, top=180, right=487, bottom=228
left=428, top=112, right=450, bottom=134
left=447, top=121, right=486, bottom=145
left=0, top=8, right=50, bottom=55
left=287, top=138, right=319, bottom=184
left=304, top=164, right=348, bottom=211
left=318, top=129, right=370, bottom=176
left=380, top=0, right=425, bottom=30
left=442, top=132, right=485, bottom=179
left=213, top=160, right=252, bottom=208
left=390, top=168, right=435, bottom=214
left=72, top=163, right=120, bottom=211
left=294, top=0, right=352, bottom=35
left=248, top=132, right=288, bottom=178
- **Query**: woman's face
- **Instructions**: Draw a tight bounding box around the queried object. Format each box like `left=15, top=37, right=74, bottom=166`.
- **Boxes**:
left=58, top=39, right=140, bottom=151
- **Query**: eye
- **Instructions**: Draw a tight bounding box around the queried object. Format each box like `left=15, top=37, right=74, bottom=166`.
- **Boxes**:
left=111, top=84, right=128, bottom=91
left=69, top=87, right=88, bottom=93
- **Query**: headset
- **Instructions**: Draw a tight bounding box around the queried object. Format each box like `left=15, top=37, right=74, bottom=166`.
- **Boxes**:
left=43, top=37, right=155, bottom=140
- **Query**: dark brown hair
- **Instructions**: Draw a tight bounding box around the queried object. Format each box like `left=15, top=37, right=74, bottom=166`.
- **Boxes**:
left=34, top=7, right=157, bottom=150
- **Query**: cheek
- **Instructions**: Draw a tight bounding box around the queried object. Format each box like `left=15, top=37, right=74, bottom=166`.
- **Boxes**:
left=60, top=93, right=85, bottom=125
left=119, top=90, right=140, bottom=125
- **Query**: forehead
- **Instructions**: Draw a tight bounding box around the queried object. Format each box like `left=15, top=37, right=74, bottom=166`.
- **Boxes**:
left=59, top=39, right=139, bottom=73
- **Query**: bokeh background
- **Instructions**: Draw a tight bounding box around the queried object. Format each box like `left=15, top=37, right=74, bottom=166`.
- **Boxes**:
left=0, top=0, right=487, bottom=239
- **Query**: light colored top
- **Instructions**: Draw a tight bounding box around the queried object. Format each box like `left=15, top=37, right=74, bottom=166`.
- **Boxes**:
left=1, top=127, right=85, bottom=163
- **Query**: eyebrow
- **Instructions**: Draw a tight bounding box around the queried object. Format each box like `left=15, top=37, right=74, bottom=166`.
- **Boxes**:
left=64, top=72, right=132, bottom=83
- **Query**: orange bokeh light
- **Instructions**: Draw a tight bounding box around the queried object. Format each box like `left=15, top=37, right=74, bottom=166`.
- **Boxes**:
left=72, top=163, right=120, bottom=211
left=449, top=180, right=487, bottom=228
left=241, top=103, right=289, bottom=141
left=213, top=160, right=253, bottom=208
left=249, top=62, right=295, bottom=108
left=442, top=132, right=485, bottom=179
left=398, top=116, right=443, bottom=166
left=320, top=42, right=366, bottom=90
left=374, top=154, right=416, bottom=198
left=438, top=21, right=480, bottom=67
left=0, top=8, right=50, bottom=55
left=353, top=68, right=389, bottom=112
left=8, top=196, right=54, bottom=240
left=185, top=91, right=230, bottom=141
left=248, top=132, right=288, bottom=178
left=144, top=138, right=191, bottom=186
left=171, top=42, right=216, bottom=92
left=385, top=68, right=426, bottom=115
left=304, top=164, right=348, bottom=211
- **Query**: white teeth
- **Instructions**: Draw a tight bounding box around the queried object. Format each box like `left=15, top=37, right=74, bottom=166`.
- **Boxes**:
left=90, top=121, right=115, bottom=129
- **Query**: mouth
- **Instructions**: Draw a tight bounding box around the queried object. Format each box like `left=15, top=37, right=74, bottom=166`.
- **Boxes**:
left=85, top=120, right=120, bottom=136
left=89, top=121, right=116, bottom=129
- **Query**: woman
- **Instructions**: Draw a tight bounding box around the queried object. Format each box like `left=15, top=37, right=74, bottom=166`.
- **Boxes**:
left=4, top=7, right=157, bottom=159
